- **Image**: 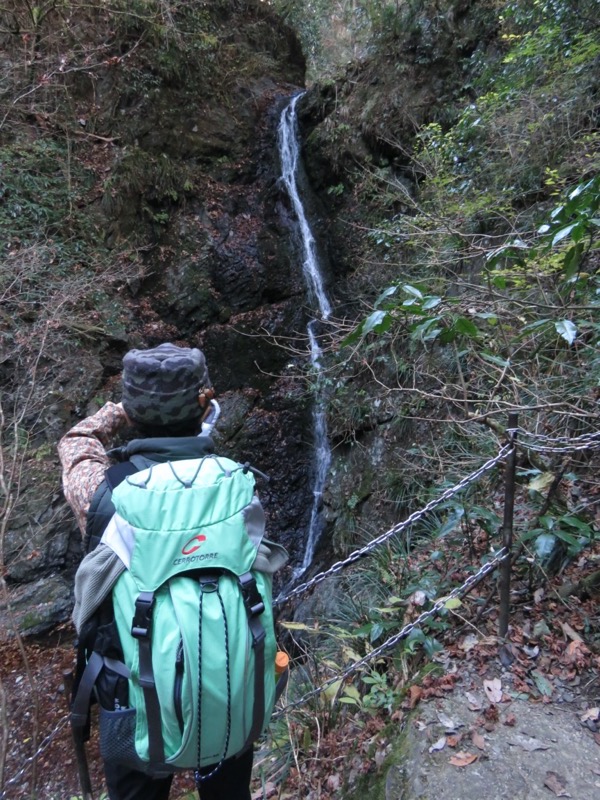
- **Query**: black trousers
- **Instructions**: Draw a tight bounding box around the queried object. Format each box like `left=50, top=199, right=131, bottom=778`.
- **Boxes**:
left=104, top=749, right=253, bottom=800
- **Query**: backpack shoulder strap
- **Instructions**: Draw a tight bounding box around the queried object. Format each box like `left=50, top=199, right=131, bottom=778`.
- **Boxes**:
left=105, top=461, right=140, bottom=491
left=238, top=572, right=267, bottom=751
left=85, top=461, right=140, bottom=553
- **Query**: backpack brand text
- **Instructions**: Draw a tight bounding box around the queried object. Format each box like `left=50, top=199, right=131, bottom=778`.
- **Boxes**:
left=173, top=552, right=219, bottom=566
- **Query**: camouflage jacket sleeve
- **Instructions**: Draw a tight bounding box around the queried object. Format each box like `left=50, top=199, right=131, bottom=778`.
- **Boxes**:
left=58, top=401, right=129, bottom=537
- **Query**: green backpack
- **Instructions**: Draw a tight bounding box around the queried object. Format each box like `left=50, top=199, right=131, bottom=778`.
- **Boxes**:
left=72, top=454, right=284, bottom=777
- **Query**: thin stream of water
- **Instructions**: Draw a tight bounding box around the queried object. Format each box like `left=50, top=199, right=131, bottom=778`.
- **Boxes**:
left=278, top=95, right=332, bottom=319
left=278, top=94, right=332, bottom=579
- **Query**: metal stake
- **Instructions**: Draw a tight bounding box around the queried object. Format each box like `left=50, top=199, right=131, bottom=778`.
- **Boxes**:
left=499, top=412, right=518, bottom=637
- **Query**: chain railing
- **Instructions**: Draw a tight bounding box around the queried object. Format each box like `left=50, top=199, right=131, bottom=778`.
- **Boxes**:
left=509, top=427, right=600, bottom=454
left=515, top=429, right=600, bottom=444
left=273, top=420, right=599, bottom=717
left=273, top=547, right=508, bottom=718
left=0, top=715, right=70, bottom=799
left=275, top=444, right=514, bottom=608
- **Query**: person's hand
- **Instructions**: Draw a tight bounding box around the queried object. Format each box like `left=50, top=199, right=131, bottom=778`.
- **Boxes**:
left=116, top=402, right=133, bottom=426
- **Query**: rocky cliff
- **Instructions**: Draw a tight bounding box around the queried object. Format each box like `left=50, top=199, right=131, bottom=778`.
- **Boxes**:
left=0, top=0, right=314, bottom=634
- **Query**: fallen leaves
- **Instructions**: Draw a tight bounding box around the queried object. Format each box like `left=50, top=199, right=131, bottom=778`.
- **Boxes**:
left=419, top=672, right=459, bottom=699
left=471, top=730, right=486, bottom=750
left=251, top=781, right=277, bottom=799
left=465, top=690, right=483, bottom=711
left=580, top=707, right=599, bottom=724
left=428, top=720, right=486, bottom=761
left=483, top=677, right=503, bottom=704
left=404, top=684, right=422, bottom=709
left=531, top=670, right=554, bottom=698
left=449, top=751, right=479, bottom=767
left=560, top=640, right=591, bottom=672
left=508, top=734, right=550, bottom=752
left=544, top=771, right=571, bottom=797
left=560, top=622, right=583, bottom=643
left=437, top=711, right=461, bottom=732
left=498, top=642, right=517, bottom=667
left=483, top=704, right=500, bottom=724
left=255, top=501, right=600, bottom=800
left=459, top=633, right=479, bottom=652
left=326, top=774, right=340, bottom=792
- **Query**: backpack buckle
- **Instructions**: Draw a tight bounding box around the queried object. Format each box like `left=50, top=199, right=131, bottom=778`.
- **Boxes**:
left=239, top=573, right=265, bottom=617
left=131, top=592, right=155, bottom=639
left=199, top=571, right=222, bottom=593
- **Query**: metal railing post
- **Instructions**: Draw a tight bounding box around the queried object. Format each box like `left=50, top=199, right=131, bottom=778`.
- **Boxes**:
left=499, top=412, right=518, bottom=637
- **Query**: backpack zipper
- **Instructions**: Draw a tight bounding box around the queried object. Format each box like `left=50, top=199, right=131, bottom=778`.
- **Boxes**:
left=174, top=638, right=185, bottom=733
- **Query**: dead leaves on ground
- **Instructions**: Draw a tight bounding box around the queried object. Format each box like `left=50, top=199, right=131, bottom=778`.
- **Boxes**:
left=443, top=618, right=598, bottom=711
left=401, top=673, right=458, bottom=711
left=425, top=675, right=553, bottom=771
left=420, top=668, right=599, bottom=800
left=449, top=751, right=479, bottom=767
left=544, top=771, right=571, bottom=797
left=483, top=677, right=503, bottom=704
left=425, top=705, right=488, bottom=762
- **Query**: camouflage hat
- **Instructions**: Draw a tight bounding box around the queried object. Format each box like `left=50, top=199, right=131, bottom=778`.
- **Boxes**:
left=122, top=343, right=211, bottom=429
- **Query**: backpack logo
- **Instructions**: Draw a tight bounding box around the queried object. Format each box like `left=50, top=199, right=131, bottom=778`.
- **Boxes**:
left=181, top=534, right=207, bottom=555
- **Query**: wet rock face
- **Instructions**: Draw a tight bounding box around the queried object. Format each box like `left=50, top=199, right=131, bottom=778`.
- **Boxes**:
left=214, top=382, right=313, bottom=576
left=152, top=132, right=308, bottom=337
left=3, top=2, right=313, bottom=634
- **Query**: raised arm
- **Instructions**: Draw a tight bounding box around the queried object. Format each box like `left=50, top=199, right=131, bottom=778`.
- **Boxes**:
left=58, top=401, right=130, bottom=535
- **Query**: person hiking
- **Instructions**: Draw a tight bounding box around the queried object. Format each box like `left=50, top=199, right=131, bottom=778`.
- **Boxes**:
left=59, top=343, right=286, bottom=800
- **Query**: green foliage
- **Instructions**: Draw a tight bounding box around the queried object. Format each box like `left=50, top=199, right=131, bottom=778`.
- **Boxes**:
left=335, top=0, right=599, bottom=454
left=110, top=0, right=220, bottom=84
left=0, top=130, right=133, bottom=427
left=272, top=0, right=325, bottom=69
left=524, top=510, right=595, bottom=559
left=0, top=139, right=97, bottom=251
left=327, top=182, right=345, bottom=197
left=340, top=668, right=401, bottom=713
left=346, top=174, right=600, bottom=429
left=535, top=175, right=599, bottom=281
left=343, top=283, right=485, bottom=347
left=485, top=175, right=600, bottom=350
left=102, top=147, right=186, bottom=224
left=0, top=139, right=134, bottom=446
left=392, top=3, right=599, bottom=229
left=0, top=0, right=268, bottom=143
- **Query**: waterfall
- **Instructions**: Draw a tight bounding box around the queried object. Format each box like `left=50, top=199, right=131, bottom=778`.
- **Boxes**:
left=278, top=95, right=332, bottom=319
left=278, top=94, right=332, bottom=578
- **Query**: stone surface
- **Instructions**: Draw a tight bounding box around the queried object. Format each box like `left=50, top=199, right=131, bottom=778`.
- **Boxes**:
left=390, top=682, right=600, bottom=800
left=0, top=575, right=73, bottom=639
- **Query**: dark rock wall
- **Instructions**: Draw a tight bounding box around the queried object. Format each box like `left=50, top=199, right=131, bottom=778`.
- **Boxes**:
left=2, top=1, right=313, bottom=633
